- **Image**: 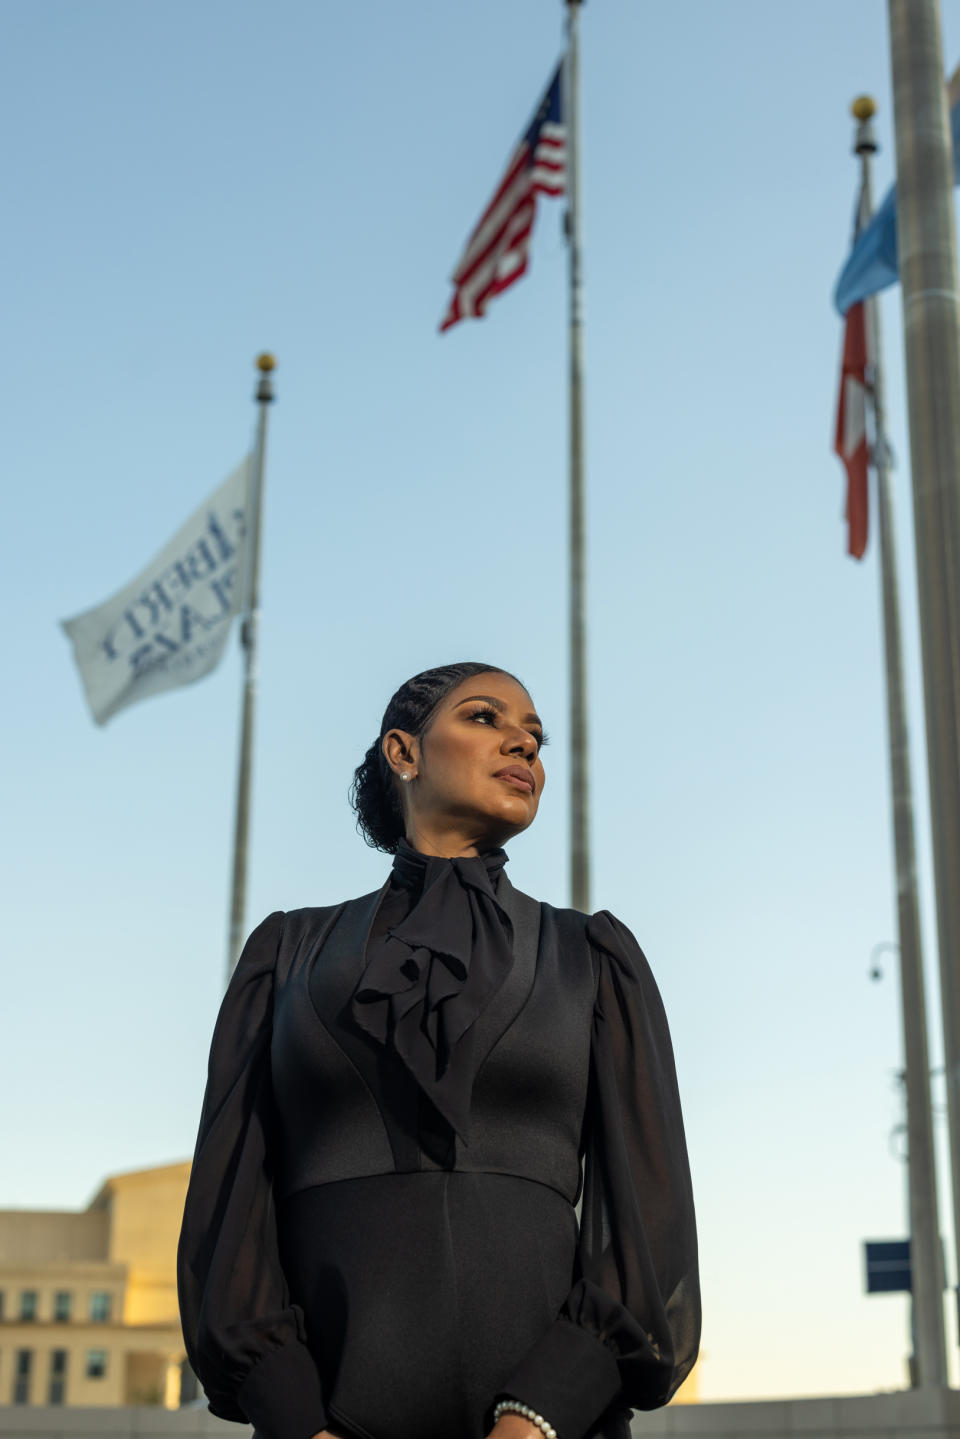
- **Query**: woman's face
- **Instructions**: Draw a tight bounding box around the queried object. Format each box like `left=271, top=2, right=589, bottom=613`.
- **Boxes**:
left=383, top=671, right=547, bottom=854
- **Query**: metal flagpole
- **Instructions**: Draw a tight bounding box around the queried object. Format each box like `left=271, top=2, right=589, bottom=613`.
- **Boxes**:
left=565, top=0, right=590, bottom=913
left=226, top=353, right=276, bottom=984
left=852, top=96, right=948, bottom=1387
left=887, top=0, right=960, bottom=1336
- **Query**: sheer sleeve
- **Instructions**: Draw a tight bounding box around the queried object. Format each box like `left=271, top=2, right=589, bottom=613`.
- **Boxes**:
left=495, top=909, right=701, bottom=1439
left=176, top=911, right=328, bottom=1439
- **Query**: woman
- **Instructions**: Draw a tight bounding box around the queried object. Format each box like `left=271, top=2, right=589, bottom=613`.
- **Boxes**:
left=177, top=661, right=700, bottom=1439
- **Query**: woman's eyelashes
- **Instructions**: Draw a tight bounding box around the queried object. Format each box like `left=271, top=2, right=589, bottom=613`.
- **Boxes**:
left=466, top=705, right=549, bottom=752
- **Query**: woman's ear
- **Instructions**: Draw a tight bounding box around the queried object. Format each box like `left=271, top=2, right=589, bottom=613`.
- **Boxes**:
left=382, top=728, right=418, bottom=779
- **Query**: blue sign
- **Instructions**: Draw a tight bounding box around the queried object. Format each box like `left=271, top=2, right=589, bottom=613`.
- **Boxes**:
left=864, top=1240, right=911, bottom=1294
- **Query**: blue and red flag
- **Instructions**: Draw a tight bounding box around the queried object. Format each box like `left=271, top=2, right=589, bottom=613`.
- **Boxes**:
left=440, top=63, right=566, bottom=332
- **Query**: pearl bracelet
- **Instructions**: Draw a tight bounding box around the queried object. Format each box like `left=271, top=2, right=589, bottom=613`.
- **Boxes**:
left=492, top=1399, right=558, bottom=1439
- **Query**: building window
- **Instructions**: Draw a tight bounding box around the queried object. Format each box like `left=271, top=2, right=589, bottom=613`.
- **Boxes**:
left=0, top=1289, right=5, bottom=1319
left=53, top=1291, right=72, bottom=1322
left=13, top=1349, right=32, bottom=1404
left=19, top=1292, right=37, bottom=1322
left=48, top=1349, right=68, bottom=1405
left=85, top=1349, right=107, bottom=1380
left=88, top=1291, right=111, bottom=1322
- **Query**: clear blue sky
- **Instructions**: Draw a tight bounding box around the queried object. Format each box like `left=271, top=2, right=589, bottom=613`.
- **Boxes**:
left=4, top=0, right=960, bottom=1405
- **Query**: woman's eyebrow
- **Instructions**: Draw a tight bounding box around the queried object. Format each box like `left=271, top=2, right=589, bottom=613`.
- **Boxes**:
left=453, top=695, right=544, bottom=728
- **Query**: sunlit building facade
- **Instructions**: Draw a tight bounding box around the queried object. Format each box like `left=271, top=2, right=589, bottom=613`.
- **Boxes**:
left=0, top=1162, right=190, bottom=1409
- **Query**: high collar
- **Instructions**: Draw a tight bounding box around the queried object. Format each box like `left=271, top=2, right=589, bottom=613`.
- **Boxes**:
left=392, top=834, right=508, bottom=896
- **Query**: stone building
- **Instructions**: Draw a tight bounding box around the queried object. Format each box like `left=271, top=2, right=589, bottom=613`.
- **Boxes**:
left=0, top=1162, right=190, bottom=1409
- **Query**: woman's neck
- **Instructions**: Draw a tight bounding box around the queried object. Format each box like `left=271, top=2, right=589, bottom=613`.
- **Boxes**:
left=403, top=821, right=499, bottom=858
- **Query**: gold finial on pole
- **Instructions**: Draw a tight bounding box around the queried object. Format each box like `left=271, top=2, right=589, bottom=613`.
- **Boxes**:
left=852, top=96, right=878, bottom=155
left=255, top=353, right=276, bottom=404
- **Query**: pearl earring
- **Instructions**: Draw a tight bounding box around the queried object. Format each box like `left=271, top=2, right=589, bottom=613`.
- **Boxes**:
left=400, top=773, right=411, bottom=782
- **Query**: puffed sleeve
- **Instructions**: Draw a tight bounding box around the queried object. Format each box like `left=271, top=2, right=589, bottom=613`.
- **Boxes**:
left=176, top=911, right=328, bottom=1439
left=495, top=910, right=701, bottom=1439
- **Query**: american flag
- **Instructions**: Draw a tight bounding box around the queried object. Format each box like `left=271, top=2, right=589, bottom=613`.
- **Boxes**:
left=440, top=62, right=566, bottom=332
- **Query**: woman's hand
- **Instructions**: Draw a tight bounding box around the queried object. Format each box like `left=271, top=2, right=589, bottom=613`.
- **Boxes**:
left=487, top=1413, right=543, bottom=1439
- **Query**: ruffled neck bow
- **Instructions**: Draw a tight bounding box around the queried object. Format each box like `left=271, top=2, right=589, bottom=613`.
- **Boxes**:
left=350, top=836, right=514, bottom=1142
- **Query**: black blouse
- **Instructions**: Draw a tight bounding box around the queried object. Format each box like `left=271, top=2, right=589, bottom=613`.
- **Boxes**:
left=176, top=847, right=700, bottom=1439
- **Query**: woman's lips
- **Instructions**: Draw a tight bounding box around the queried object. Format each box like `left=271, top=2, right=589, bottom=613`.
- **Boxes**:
left=495, top=773, right=535, bottom=794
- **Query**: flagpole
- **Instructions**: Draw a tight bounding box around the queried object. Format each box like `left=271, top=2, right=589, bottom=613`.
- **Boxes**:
left=565, top=0, right=590, bottom=912
left=887, top=0, right=960, bottom=1338
left=852, top=97, right=948, bottom=1387
left=226, top=353, right=275, bottom=984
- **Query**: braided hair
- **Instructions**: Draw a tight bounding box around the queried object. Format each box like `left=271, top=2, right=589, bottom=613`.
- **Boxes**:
left=349, top=661, right=522, bottom=853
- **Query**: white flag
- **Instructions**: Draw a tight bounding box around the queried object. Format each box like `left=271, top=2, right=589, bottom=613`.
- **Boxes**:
left=61, top=457, right=252, bottom=726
